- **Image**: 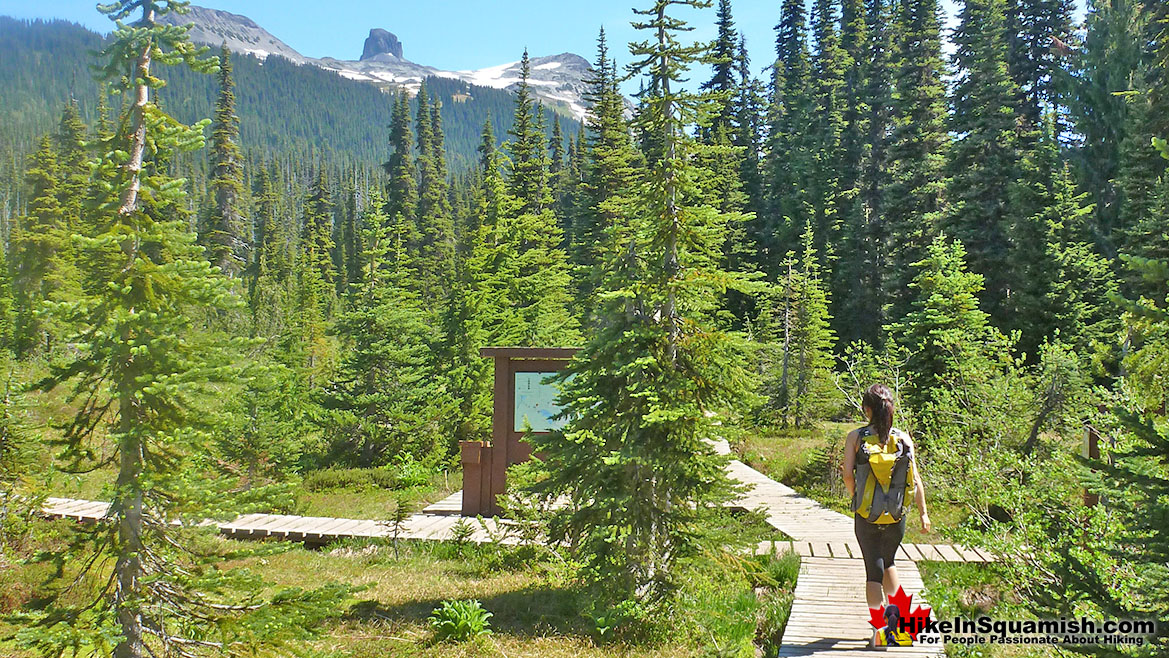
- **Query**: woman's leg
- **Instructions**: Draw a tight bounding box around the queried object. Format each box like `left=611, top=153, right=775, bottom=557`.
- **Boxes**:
left=854, top=515, right=886, bottom=608
left=880, top=517, right=907, bottom=601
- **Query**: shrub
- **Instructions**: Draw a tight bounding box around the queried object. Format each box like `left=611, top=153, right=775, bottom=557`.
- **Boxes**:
left=428, top=599, right=492, bottom=642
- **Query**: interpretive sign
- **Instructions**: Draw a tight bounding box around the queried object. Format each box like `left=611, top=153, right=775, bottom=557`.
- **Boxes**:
left=461, top=347, right=578, bottom=516
left=513, top=372, right=566, bottom=432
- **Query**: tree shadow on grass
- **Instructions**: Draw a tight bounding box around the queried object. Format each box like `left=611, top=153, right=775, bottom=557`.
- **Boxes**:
left=345, top=582, right=592, bottom=640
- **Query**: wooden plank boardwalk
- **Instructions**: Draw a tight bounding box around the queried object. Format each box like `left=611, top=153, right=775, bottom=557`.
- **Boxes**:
left=41, top=497, right=518, bottom=546
left=42, top=446, right=991, bottom=658
left=779, top=557, right=944, bottom=657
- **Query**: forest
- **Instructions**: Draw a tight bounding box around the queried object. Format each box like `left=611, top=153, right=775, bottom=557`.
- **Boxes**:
left=0, top=0, right=1166, bottom=656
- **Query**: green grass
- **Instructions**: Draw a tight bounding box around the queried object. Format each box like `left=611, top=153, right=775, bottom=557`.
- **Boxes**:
left=1, top=517, right=802, bottom=658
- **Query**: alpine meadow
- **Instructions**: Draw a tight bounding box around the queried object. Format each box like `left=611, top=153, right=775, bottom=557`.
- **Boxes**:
left=0, top=0, right=1167, bottom=657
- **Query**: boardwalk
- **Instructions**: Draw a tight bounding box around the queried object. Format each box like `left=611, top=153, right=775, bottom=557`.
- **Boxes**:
left=780, top=557, right=944, bottom=657
left=41, top=497, right=519, bottom=546
left=42, top=447, right=991, bottom=657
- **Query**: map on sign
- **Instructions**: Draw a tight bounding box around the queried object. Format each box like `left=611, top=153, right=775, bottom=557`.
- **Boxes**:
left=514, top=371, right=567, bottom=432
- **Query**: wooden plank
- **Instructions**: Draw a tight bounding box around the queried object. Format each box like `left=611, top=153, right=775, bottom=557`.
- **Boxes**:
left=968, top=546, right=995, bottom=562
left=915, top=543, right=944, bottom=561
left=901, top=543, right=925, bottom=561
left=809, top=541, right=831, bottom=558
left=953, top=544, right=983, bottom=562
left=934, top=543, right=964, bottom=562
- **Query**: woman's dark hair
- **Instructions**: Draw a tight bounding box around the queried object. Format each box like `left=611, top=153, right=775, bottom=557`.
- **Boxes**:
left=862, top=383, right=895, bottom=443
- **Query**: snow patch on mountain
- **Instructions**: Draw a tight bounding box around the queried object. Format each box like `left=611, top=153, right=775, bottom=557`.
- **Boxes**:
left=167, top=5, right=597, bottom=120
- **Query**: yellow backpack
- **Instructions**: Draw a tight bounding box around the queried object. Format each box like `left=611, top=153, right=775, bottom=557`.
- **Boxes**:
left=851, top=426, right=915, bottom=524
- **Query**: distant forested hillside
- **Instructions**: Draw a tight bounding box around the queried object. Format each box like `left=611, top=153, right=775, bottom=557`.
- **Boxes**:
left=0, top=17, right=576, bottom=191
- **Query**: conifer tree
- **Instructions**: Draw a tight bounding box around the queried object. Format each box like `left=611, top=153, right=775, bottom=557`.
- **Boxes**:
left=54, top=99, right=89, bottom=238
left=808, top=0, right=847, bottom=260
left=701, top=0, right=740, bottom=139
left=383, top=92, right=420, bottom=264
left=945, top=0, right=1022, bottom=324
left=1007, top=120, right=1118, bottom=359
left=204, top=43, right=248, bottom=278
left=529, top=0, right=750, bottom=601
left=831, top=0, right=881, bottom=346
left=322, top=189, right=454, bottom=465
left=23, top=4, right=344, bottom=656
left=765, top=0, right=814, bottom=263
left=414, top=85, right=456, bottom=302
left=1066, top=0, right=1148, bottom=251
left=485, top=51, right=579, bottom=346
left=733, top=36, right=767, bottom=229
left=11, top=136, right=78, bottom=353
left=1004, top=0, right=1074, bottom=128
left=881, top=0, right=948, bottom=327
left=573, top=30, right=641, bottom=318
left=764, top=225, right=837, bottom=427
left=888, top=235, right=1005, bottom=416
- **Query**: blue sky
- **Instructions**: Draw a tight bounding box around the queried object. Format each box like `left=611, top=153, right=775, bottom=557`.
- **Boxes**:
left=1, top=1, right=963, bottom=75
left=2, top=0, right=1079, bottom=89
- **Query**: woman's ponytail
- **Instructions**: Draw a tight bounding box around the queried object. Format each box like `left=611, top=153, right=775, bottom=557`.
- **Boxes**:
left=862, top=383, right=895, bottom=443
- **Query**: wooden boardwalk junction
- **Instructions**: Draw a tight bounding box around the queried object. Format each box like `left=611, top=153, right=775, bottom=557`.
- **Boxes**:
left=41, top=448, right=990, bottom=657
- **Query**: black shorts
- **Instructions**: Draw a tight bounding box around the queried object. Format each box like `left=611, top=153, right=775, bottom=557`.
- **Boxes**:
left=854, top=513, right=906, bottom=583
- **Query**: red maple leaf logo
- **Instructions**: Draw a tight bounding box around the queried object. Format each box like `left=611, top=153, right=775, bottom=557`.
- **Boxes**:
left=867, top=586, right=933, bottom=641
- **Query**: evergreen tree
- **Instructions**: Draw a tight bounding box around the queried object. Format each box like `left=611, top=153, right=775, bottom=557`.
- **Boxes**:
left=383, top=91, right=420, bottom=267
left=204, top=43, right=248, bottom=278
left=1004, top=0, right=1074, bottom=128
left=945, top=0, right=1022, bottom=324
left=10, top=136, right=78, bottom=353
left=701, top=0, right=740, bottom=139
left=765, top=0, right=814, bottom=263
left=763, top=225, right=837, bottom=427
left=573, top=30, right=641, bottom=319
left=1066, top=0, right=1148, bottom=253
left=506, top=51, right=553, bottom=216
left=54, top=99, right=89, bottom=238
left=881, top=0, right=948, bottom=327
left=1007, top=120, right=1118, bottom=359
left=414, top=85, right=456, bottom=302
left=888, top=235, right=1005, bottom=416
left=529, top=0, right=751, bottom=601
left=322, top=189, right=454, bottom=466
left=23, top=4, right=344, bottom=656
left=807, top=0, right=849, bottom=342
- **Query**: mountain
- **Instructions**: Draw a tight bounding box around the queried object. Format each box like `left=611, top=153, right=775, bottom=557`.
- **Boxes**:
left=161, top=5, right=595, bottom=120
left=0, top=17, right=578, bottom=176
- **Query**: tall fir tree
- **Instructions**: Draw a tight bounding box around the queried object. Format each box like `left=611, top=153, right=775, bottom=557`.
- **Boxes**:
left=528, top=0, right=751, bottom=601
left=945, top=0, right=1023, bottom=324
left=881, top=0, right=949, bottom=328
left=22, top=3, right=344, bottom=656
left=1007, top=119, right=1118, bottom=359
left=203, top=44, right=249, bottom=278
left=762, top=225, right=837, bottom=427
left=573, top=30, right=642, bottom=320
left=1004, top=0, right=1074, bottom=129
left=10, top=136, right=78, bottom=354
left=765, top=0, right=815, bottom=264
left=321, top=189, right=454, bottom=466
left=414, top=85, right=456, bottom=303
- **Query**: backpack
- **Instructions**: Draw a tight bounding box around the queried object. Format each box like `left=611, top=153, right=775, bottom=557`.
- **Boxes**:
left=851, top=425, right=915, bottom=523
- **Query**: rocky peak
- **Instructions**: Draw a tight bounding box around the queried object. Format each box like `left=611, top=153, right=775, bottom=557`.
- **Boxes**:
left=361, top=28, right=403, bottom=61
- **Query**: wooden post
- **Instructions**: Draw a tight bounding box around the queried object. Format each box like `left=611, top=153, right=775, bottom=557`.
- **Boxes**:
left=1083, top=426, right=1100, bottom=507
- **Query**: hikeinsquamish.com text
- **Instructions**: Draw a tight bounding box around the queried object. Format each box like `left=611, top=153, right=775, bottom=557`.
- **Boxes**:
left=909, top=616, right=1157, bottom=646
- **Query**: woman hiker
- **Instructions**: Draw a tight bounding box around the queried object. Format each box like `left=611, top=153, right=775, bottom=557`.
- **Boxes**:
left=842, top=383, right=931, bottom=611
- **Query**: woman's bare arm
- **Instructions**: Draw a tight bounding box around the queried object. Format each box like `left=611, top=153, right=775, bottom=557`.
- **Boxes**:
left=842, top=430, right=857, bottom=498
left=907, top=433, right=931, bottom=531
